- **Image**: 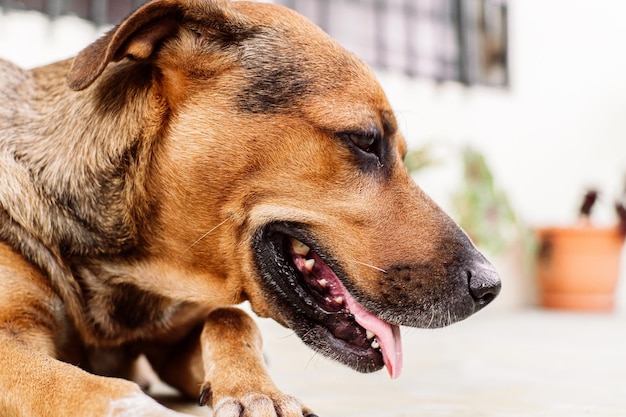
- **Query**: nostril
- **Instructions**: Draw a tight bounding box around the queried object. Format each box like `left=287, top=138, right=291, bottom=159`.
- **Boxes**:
left=476, top=290, right=496, bottom=307
left=467, top=265, right=502, bottom=309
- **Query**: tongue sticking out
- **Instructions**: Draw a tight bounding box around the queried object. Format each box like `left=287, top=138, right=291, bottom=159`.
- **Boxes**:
left=289, top=239, right=403, bottom=378
left=341, top=287, right=403, bottom=379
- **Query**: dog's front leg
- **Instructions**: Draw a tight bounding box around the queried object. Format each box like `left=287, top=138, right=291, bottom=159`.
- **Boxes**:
left=0, top=332, right=192, bottom=417
left=0, top=244, right=189, bottom=417
left=200, top=308, right=317, bottom=417
left=200, top=308, right=318, bottom=417
left=0, top=347, right=188, bottom=417
left=152, top=308, right=316, bottom=417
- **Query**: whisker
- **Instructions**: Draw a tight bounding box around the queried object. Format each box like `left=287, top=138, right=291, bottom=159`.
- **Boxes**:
left=427, top=308, right=436, bottom=328
left=347, top=259, right=388, bottom=274
left=305, top=350, right=320, bottom=370
left=276, top=330, right=298, bottom=340
left=186, top=216, right=233, bottom=252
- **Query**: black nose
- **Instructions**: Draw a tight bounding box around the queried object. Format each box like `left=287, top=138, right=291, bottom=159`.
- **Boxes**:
left=467, top=263, right=501, bottom=310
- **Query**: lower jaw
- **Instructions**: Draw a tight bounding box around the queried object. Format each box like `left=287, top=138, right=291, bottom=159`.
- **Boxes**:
left=294, top=320, right=385, bottom=373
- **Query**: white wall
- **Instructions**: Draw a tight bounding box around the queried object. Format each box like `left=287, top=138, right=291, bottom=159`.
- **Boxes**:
left=1, top=1, right=625, bottom=310
left=0, top=10, right=107, bottom=68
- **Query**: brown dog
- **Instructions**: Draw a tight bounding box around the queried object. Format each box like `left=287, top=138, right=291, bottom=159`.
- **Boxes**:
left=0, top=0, right=501, bottom=416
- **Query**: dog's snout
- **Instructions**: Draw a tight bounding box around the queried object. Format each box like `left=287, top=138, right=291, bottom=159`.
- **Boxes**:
left=467, top=263, right=501, bottom=310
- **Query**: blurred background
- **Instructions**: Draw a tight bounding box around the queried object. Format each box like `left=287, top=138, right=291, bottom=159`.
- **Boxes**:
left=1, top=1, right=625, bottom=415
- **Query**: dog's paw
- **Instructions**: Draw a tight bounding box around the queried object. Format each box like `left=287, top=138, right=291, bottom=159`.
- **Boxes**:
left=206, top=392, right=317, bottom=417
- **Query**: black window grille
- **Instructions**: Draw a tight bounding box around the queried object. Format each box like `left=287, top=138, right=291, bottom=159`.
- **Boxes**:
left=278, top=0, right=509, bottom=87
left=1, top=0, right=508, bottom=86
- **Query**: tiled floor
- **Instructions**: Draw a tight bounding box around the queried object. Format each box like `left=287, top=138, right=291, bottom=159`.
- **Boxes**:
left=154, top=309, right=626, bottom=417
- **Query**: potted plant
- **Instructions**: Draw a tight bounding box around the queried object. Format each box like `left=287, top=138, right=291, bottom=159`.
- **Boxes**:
left=450, top=146, right=523, bottom=256
left=535, top=189, right=626, bottom=311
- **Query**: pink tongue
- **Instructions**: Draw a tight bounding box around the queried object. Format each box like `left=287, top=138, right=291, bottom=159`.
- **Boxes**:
left=342, top=289, right=403, bottom=379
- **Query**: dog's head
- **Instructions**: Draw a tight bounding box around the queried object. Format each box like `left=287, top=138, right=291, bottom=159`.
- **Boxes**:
left=68, top=0, right=500, bottom=378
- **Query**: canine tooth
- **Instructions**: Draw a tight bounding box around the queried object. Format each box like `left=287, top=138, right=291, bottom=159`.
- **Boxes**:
left=290, top=238, right=310, bottom=256
left=317, top=279, right=327, bottom=288
left=371, top=339, right=380, bottom=349
left=366, top=330, right=375, bottom=340
left=304, top=259, right=315, bottom=271
left=333, top=296, right=344, bottom=305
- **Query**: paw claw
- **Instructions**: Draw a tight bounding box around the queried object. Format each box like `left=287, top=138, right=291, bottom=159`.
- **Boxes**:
left=198, top=385, right=212, bottom=407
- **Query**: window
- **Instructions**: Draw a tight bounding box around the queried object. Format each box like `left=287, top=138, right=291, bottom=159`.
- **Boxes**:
left=278, top=0, right=509, bottom=87
left=1, top=0, right=508, bottom=86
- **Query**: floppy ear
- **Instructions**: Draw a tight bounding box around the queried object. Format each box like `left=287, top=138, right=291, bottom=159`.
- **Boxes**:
left=66, top=0, right=234, bottom=91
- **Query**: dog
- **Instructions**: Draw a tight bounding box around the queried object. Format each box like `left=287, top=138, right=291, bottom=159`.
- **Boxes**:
left=0, top=0, right=501, bottom=415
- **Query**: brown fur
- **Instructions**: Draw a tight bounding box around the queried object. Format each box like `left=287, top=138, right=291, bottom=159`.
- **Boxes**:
left=0, top=1, right=500, bottom=416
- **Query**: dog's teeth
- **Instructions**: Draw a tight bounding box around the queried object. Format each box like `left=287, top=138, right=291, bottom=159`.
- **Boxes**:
left=366, top=330, right=376, bottom=340
left=333, top=296, right=344, bottom=305
left=371, top=339, right=380, bottom=349
left=317, top=279, right=327, bottom=288
left=290, top=238, right=310, bottom=256
left=304, top=259, right=315, bottom=271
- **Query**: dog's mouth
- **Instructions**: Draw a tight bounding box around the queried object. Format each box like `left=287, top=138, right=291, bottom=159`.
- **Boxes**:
left=253, top=223, right=403, bottom=378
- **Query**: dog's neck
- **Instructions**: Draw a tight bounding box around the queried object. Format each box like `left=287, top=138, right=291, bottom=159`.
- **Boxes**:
left=1, top=59, right=164, bottom=258
left=0, top=58, right=173, bottom=342
left=1, top=57, right=170, bottom=292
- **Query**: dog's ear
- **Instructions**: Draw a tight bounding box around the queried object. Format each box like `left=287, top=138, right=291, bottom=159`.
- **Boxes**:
left=67, top=0, right=237, bottom=91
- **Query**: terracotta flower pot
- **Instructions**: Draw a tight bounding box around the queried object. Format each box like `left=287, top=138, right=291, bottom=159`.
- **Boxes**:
left=535, top=226, right=624, bottom=311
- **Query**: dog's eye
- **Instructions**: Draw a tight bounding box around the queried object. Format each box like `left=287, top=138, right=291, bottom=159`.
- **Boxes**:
left=343, top=129, right=381, bottom=154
